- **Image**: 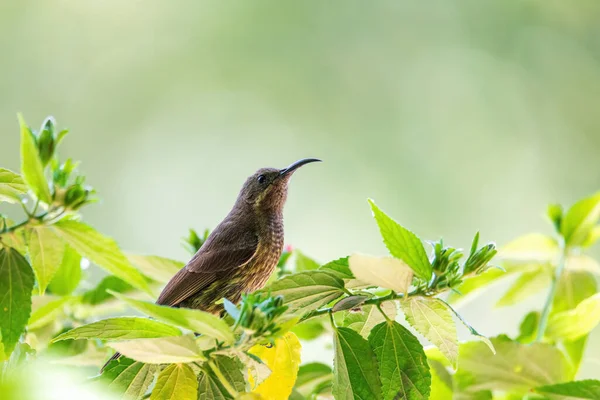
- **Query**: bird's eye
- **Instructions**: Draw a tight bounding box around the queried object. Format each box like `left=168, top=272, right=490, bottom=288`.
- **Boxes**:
left=257, top=175, right=266, bottom=184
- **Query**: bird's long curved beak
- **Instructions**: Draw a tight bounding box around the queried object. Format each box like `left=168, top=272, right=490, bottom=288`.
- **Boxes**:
left=279, top=158, right=322, bottom=176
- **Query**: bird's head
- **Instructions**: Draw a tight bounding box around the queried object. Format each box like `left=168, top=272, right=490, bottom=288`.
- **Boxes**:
left=236, top=158, right=321, bottom=213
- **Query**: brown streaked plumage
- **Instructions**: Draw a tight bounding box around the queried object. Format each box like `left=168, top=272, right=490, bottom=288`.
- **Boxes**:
left=101, top=158, right=320, bottom=371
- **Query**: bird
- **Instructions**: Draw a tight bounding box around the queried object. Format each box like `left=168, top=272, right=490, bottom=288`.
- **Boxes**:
left=101, top=158, right=320, bottom=371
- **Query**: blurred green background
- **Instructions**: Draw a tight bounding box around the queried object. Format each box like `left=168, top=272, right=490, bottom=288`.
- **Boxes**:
left=1, top=0, right=600, bottom=380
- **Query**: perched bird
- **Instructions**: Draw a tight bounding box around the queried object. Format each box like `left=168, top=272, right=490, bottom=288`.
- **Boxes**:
left=102, top=158, right=320, bottom=370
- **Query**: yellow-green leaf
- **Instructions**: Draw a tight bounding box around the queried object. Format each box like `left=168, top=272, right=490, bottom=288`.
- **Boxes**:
left=151, top=363, right=198, bottom=400
left=498, top=233, right=558, bottom=264
left=496, top=267, right=551, bottom=307
left=27, top=226, right=66, bottom=294
left=349, top=254, right=413, bottom=293
left=401, top=297, right=459, bottom=369
left=109, top=334, right=205, bottom=364
left=52, top=317, right=182, bottom=342
left=547, top=293, right=600, bottom=341
left=51, top=220, right=150, bottom=294
left=0, top=168, right=27, bottom=203
left=249, top=332, right=302, bottom=400
left=342, top=303, right=397, bottom=339
left=562, top=192, right=600, bottom=247
left=111, top=292, right=234, bottom=344
left=18, top=114, right=51, bottom=203
left=47, top=245, right=82, bottom=296
left=28, top=295, right=70, bottom=330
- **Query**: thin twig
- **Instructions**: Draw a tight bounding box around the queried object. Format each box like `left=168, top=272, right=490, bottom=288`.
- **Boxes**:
left=536, top=240, right=568, bottom=342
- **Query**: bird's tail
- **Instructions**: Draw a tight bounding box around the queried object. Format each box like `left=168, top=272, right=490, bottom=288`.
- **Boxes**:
left=100, top=352, right=121, bottom=372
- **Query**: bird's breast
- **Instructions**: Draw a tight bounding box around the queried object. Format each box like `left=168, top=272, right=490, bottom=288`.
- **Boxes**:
left=243, top=216, right=284, bottom=293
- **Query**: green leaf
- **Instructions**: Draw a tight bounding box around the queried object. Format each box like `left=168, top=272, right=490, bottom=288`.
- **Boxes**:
left=446, top=268, right=505, bottom=305
left=291, top=319, right=326, bottom=341
left=401, top=297, right=458, bottom=369
left=564, top=336, right=588, bottom=372
left=100, top=357, right=158, bottom=399
left=151, top=363, right=198, bottom=400
left=368, top=199, right=432, bottom=280
left=51, top=220, right=150, bottom=293
left=267, top=270, right=345, bottom=313
left=547, top=204, right=563, bottom=232
left=197, top=357, right=245, bottom=400
left=18, top=114, right=51, bottom=203
left=0, top=247, right=35, bottom=356
left=82, top=276, right=133, bottom=305
left=53, top=317, right=182, bottom=342
left=197, top=368, right=232, bottom=400
left=0, top=168, right=27, bottom=203
left=457, top=337, right=573, bottom=393
left=320, top=257, right=353, bottom=279
left=126, top=254, right=183, bottom=283
left=47, top=245, right=81, bottom=296
left=349, top=254, right=414, bottom=293
left=546, top=293, right=600, bottom=341
left=294, top=362, right=333, bottom=397
left=111, top=292, right=234, bottom=344
left=27, top=226, right=66, bottom=294
left=515, top=311, right=539, bottom=343
left=561, top=192, right=600, bottom=247
left=369, top=320, right=431, bottom=400
left=553, top=270, right=598, bottom=315
left=495, top=266, right=551, bottom=307
left=342, top=303, right=397, bottom=339
left=28, top=296, right=70, bottom=330
left=295, top=250, right=320, bottom=272
left=333, top=327, right=382, bottom=400
left=429, top=359, right=453, bottom=400
left=109, top=334, right=205, bottom=364
left=535, top=379, right=600, bottom=400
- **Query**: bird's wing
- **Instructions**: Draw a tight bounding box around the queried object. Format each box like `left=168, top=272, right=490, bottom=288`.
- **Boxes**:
left=156, top=222, right=258, bottom=307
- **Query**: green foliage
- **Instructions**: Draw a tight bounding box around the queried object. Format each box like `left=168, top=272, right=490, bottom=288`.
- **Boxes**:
left=332, top=327, right=382, bottom=400
left=0, top=248, right=34, bottom=356
left=2, top=115, right=600, bottom=400
left=368, top=199, right=433, bottom=280
left=369, top=320, right=431, bottom=400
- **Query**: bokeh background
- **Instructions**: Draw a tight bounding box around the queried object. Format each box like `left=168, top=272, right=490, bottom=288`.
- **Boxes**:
left=1, top=0, right=600, bottom=379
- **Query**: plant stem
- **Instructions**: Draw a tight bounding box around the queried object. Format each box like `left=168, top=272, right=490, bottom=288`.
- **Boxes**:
left=208, top=359, right=238, bottom=398
left=536, top=241, right=568, bottom=342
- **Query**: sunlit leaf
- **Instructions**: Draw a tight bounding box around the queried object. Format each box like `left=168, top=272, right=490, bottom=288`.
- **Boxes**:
left=151, top=363, right=198, bottom=400
left=111, top=292, right=234, bottom=344
left=369, top=320, right=431, bottom=400
left=0, top=168, right=27, bottom=203
left=495, top=266, right=551, bottom=307
left=27, top=226, right=66, bottom=294
left=249, top=332, right=302, bottom=400
left=47, top=245, right=81, bottom=296
left=28, top=296, right=70, bottom=330
left=534, top=379, right=600, bottom=400
left=457, top=337, right=574, bottom=394
left=19, top=114, right=51, bottom=203
left=547, top=293, right=600, bottom=341
left=320, top=257, right=353, bottom=279
left=52, top=220, right=150, bottom=293
left=198, top=355, right=245, bottom=400
left=401, top=297, right=458, bottom=368
left=342, top=302, right=397, bottom=339
left=267, top=270, right=345, bottom=313
left=109, top=334, right=205, bottom=364
left=333, top=327, right=382, bottom=400
left=429, top=359, right=453, bottom=400
left=497, top=233, right=558, bottom=264
left=349, top=254, right=414, bottom=293
left=53, top=317, right=182, bottom=342
left=82, top=276, right=133, bottom=305
left=369, top=199, right=432, bottom=280
left=0, top=247, right=35, bottom=356
left=294, top=250, right=320, bottom=272
left=561, top=192, right=600, bottom=247
left=126, top=254, right=183, bottom=283
left=553, top=270, right=598, bottom=315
